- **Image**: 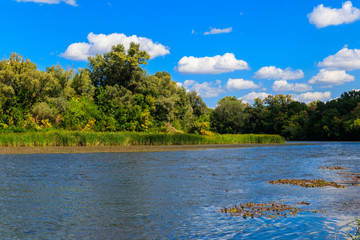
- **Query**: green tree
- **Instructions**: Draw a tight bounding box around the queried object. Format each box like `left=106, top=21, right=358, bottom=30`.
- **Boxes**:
left=0, top=53, right=52, bottom=126
left=187, top=91, right=209, bottom=117
left=88, top=43, right=149, bottom=90
left=46, top=64, right=75, bottom=99
left=210, top=96, right=248, bottom=134
left=71, top=68, right=94, bottom=98
left=243, top=98, right=268, bottom=134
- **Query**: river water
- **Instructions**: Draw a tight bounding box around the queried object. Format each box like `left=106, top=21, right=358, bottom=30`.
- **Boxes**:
left=0, top=142, right=359, bottom=239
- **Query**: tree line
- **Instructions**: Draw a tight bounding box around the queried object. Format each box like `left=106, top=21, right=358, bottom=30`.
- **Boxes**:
left=211, top=92, right=360, bottom=141
left=0, top=43, right=359, bottom=140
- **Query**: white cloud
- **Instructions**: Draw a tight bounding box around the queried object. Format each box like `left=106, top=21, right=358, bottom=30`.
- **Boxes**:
left=308, top=1, right=360, bottom=28
left=183, top=80, right=196, bottom=88
left=61, top=32, right=170, bottom=61
left=272, top=80, right=313, bottom=92
left=182, top=80, right=225, bottom=98
left=16, top=0, right=77, bottom=6
left=226, top=78, right=259, bottom=90
left=176, top=53, right=249, bottom=74
left=292, top=92, right=331, bottom=103
left=318, top=47, right=360, bottom=70
left=308, top=69, right=354, bottom=86
left=239, top=91, right=270, bottom=103
left=204, top=27, right=233, bottom=35
left=254, top=66, right=304, bottom=80
left=176, top=82, right=183, bottom=88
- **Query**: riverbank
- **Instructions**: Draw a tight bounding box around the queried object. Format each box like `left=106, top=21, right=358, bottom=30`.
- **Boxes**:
left=0, top=142, right=312, bottom=154
left=0, top=131, right=284, bottom=147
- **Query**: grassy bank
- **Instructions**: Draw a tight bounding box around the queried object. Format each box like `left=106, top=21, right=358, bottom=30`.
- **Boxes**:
left=0, top=131, right=285, bottom=147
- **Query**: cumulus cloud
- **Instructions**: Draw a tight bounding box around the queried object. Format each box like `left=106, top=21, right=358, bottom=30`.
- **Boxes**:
left=272, top=80, right=312, bottom=92
left=239, top=92, right=270, bottom=103
left=181, top=80, right=224, bottom=98
left=308, top=69, right=354, bottom=86
left=254, top=66, right=304, bottom=80
left=61, top=32, right=170, bottom=61
left=318, top=47, right=360, bottom=70
left=176, top=82, right=183, bottom=88
left=226, top=78, right=260, bottom=90
left=292, top=92, right=331, bottom=103
left=204, top=27, right=233, bottom=35
left=308, top=1, right=360, bottom=28
left=16, top=0, right=77, bottom=6
left=176, top=53, right=249, bottom=74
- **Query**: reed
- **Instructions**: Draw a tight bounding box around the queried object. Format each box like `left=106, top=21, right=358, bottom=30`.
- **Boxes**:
left=336, top=218, right=360, bottom=240
left=0, top=131, right=285, bottom=147
left=206, top=134, right=285, bottom=144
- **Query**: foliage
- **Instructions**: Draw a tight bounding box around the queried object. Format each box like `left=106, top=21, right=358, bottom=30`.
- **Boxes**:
left=188, top=115, right=212, bottom=135
left=88, top=43, right=149, bottom=89
left=60, top=97, right=102, bottom=131
left=210, top=96, right=248, bottom=134
left=1, top=46, right=360, bottom=141
left=337, top=218, right=360, bottom=240
left=348, top=218, right=360, bottom=240
left=0, top=131, right=284, bottom=147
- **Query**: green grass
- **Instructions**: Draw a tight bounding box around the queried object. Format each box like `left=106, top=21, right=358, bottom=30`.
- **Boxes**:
left=0, top=131, right=285, bottom=147
left=337, top=218, right=360, bottom=240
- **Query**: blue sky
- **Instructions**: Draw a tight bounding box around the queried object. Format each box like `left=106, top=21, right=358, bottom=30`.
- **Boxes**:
left=1, top=0, right=360, bottom=107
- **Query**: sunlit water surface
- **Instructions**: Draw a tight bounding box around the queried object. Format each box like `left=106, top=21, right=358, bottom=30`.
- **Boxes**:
left=0, top=142, right=359, bottom=239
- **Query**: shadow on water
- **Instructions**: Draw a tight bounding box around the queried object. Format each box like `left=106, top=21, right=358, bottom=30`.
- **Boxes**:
left=0, top=142, right=359, bottom=239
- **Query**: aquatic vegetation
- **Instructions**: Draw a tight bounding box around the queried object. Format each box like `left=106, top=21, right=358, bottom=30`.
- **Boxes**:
left=336, top=218, right=360, bottom=240
left=0, top=131, right=285, bottom=147
left=221, top=202, right=324, bottom=219
left=267, top=179, right=346, bottom=188
left=339, top=172, right=360, bottom=186
left=319, top=166, right=348, bottom=170
left=207, top=134, right=285, bottom=144
left=349, top=218, right=360, bottom=240
left=340, top=172, right=360, bottom=176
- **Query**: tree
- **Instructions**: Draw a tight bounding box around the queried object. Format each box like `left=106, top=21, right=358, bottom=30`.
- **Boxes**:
left=0, top=53, right=52, bottom=107
left=210, top=96, right=248, bottom=134
left=46, top=64, right=74, bottom=99
left=88, top=43, right=150, bottom=90
left=71, top=68, right=94, bottom=98
left=187, top=91, right=209, bottom=117
left=0, top=53, right=52, bottom=126
left=242, top=98, right=267, bottom=134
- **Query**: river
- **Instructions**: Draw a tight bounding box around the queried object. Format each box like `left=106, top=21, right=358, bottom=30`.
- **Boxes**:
left=0, top=142, right=359, bottom=239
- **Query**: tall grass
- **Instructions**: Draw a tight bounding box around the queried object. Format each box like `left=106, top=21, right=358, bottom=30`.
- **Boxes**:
left=0, top=131, right=285, bottom=147
left=336, top=218, right=360, bottom=240
left=206, top=134, right=285, bottom=144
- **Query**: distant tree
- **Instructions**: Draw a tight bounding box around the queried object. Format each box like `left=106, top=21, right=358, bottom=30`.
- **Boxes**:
left=0, top=53, right=52, bottom=107
left=46, top=64, right=74, bottom=99
left=187, top=91, right=209, bottom=117
left=88, top=43, right=149, bottom=90
left=210, top=96, right=248, bottom=134
left=242, top=98, right=267, bottom=134
left=71, top=68, right=94, bottom=98
left=0, top=53, right=52, bottom=126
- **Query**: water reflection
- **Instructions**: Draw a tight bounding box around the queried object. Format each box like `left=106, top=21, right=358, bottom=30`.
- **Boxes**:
left=0, top=143, right=359, bottom=239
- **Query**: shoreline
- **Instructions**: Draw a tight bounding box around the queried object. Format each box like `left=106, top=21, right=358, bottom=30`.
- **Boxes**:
left=0, top=143, right=312, bottom=155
